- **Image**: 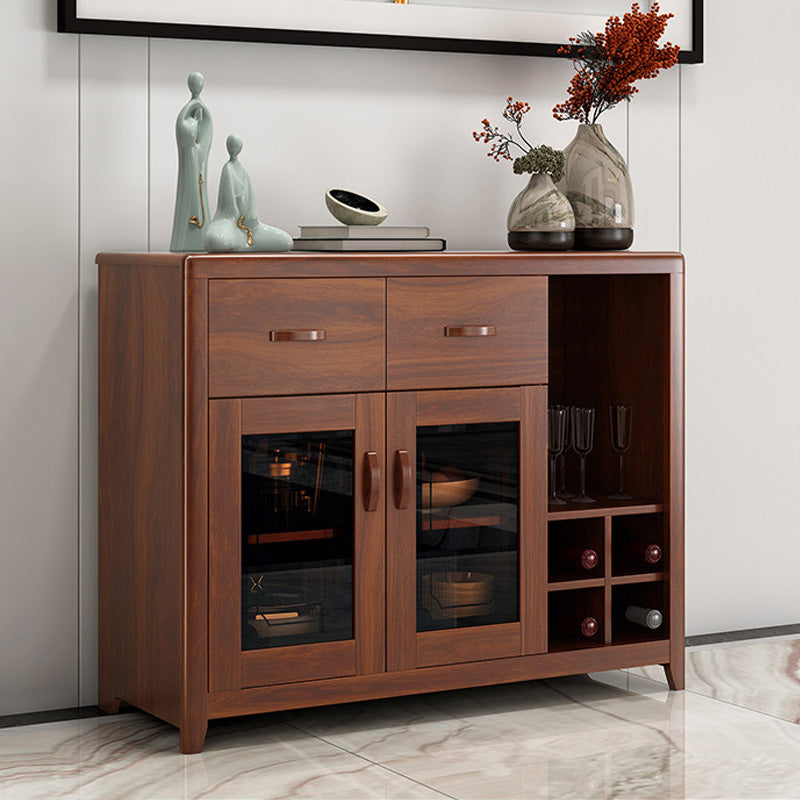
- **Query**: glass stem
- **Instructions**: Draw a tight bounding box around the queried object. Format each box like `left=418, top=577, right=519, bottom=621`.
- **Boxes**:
left=558, top=452, right=566, bottom=494
left=549, top=454, right=558, bottom=501
left=618, top=453, right=625, bottom=495
left=579, top=455, right=587, bottom=498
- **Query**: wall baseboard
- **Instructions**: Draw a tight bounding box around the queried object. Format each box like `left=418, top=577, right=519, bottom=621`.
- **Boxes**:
left=0, top=705, right=132, bottom=730
left=685, top=622, right=800, bottom=647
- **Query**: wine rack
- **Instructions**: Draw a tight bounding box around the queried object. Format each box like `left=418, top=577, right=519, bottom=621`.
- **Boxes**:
left=546, top=506, right=668, bottom=648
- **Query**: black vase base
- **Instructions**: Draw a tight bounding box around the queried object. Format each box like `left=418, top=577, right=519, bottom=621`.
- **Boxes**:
left=572, top=228, right=634, bottom=251
left=508, top=230, right=575, bottom=251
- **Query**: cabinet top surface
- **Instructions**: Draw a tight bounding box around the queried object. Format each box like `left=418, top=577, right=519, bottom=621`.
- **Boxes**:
left=96, top=251, right=684, bottom=279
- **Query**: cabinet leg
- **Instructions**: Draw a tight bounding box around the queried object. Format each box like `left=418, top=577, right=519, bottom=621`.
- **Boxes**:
left=98, top=696, right=122, bottom=715
left=663, top=659, right=685, bottom=691
left=180, top=719, right=209, bottom=754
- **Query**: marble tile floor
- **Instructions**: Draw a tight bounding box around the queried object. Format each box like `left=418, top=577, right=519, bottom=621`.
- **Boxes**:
left=1, top=638, right=800, bottom=799
left=632, top=633, right=800, bottom=725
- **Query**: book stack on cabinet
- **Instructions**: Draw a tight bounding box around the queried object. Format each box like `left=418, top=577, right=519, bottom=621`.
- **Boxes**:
left=292, top=225, right=445, bottom=252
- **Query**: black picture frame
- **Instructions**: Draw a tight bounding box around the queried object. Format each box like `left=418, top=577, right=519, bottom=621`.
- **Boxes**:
left=57, top=0, right=703, bottom=64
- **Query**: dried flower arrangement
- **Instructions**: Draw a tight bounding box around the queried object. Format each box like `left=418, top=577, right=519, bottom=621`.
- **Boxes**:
left=553, top=2, right=680, bottom=125
left=473, top=98, right=565, bottom=181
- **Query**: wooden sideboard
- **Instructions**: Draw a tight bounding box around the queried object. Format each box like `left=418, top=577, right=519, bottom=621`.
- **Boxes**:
left=97, top=251, right=684, bottom=753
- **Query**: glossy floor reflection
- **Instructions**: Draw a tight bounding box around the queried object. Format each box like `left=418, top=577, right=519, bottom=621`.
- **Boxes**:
left=632, top=633, right=800, bottom=725
left=2, top=641, right=800, bottom=799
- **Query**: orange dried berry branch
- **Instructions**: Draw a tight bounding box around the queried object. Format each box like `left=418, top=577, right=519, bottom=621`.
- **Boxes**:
left=473, top=97, right=534, bottom=162
left=553, top=2, right=680, bottom=124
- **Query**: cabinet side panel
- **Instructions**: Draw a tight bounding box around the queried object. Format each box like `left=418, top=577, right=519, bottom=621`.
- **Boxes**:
left=666, top=273, right=685, bottom=688
left=98, top=262, right=184, bottom=726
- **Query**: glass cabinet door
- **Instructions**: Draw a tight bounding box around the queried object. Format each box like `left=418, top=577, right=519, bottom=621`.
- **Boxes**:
left=242, top=429, right=354, bottom=650
left=209, top=394, right=385, bottom=691
left=416, top=422, right=519, bottom=633
left=387, top=387, right=547, bottom=671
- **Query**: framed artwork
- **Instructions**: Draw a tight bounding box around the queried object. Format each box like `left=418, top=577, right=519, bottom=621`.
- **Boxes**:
left=58, top=0, right=703, bottom=63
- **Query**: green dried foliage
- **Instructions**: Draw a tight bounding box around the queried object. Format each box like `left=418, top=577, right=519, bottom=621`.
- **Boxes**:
left=513, top=145, right=566, bottom=182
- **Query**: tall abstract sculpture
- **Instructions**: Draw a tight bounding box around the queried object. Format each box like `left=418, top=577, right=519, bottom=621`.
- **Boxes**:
left=170, top=72, right=213, bottom=252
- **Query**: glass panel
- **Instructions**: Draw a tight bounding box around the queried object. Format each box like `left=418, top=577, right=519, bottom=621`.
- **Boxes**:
left=416, top=422, right=519, bottom=632
left=241, top=430, right=353, bottom=650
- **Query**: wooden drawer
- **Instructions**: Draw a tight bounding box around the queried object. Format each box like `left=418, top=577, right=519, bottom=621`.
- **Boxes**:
left=208, top=278, right=385, bottom=397
left=386, top=276, right=547, bottom=390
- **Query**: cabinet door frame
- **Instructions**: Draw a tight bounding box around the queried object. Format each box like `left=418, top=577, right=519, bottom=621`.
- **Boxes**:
left=386, top=386, right=547, bottom=671
left=208, top=393, right=385, bottom=692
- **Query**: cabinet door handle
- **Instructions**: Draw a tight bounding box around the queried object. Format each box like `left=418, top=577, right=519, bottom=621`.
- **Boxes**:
left=444, top=325, right=496, bottom=337
left=394, top=450, right=412, bottom=510
left=269, top=329, right=327, bottom=342
left=363, top=451, right=380, bottom=512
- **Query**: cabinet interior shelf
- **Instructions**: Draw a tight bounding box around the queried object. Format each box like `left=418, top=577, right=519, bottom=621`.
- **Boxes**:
left=547, top=501, right=663, bottom=521
left=547, top=572, right=665, bottom=592
left=610, top=572, right=665, bottom=586
left=246, top=529, right=336, bottom=545
left=548, top=577, right=605, bottom=592
left=418, top=514, right=502, bottom=531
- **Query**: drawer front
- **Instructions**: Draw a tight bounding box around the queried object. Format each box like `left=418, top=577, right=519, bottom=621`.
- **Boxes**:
left=209, top=278, right=385, bottom=397
left=387, top=276, right=547, bottom=390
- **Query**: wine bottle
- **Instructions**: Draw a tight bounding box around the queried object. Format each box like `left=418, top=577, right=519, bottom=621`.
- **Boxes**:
left=559, top=546, right=598, bottom=570
left=624, top=605, right=663, bottom=630
left=580, top=616, right=599, bottom=637
left=643, top=544, right=662, bottom=565
left=619, top=541, right=662, bottom=566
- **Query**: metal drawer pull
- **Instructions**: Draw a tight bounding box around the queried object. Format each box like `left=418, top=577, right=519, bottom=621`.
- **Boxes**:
left=363, top=452, right=380, bottom=512
left=269, top=329, right=327, bottom=342
left=444, top=325, right=496, bottom=337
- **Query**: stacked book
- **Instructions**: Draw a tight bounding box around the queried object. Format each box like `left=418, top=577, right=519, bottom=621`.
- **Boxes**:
left=292, top=225, right=445, bottom=252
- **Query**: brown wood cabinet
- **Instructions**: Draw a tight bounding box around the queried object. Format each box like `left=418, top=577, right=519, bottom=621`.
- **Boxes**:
left=97, top=251, right=684, bottom=753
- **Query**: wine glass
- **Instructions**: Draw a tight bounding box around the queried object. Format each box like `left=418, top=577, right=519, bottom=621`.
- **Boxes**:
left=547, top=407, right=567, bottom=505
left=609, top=405, right=633, bottom=500
left=556, top=404, right=575, bottom=499
left=571, top=407, right=595, bottom=504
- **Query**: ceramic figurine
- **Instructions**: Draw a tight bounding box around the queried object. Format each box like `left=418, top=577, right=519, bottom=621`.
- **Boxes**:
left=204, top=135, right=293, bottom=253
left=170, top=72, right=213, bottom=253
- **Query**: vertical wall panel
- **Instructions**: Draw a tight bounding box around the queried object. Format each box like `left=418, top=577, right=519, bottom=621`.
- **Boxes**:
left=79, top=35, right=150, bottom=706
left=0, top=0, right=79, bottom=714
left=627, top=67, right=680, bottom=251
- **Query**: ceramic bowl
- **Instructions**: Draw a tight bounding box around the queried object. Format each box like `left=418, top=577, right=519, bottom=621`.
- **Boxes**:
left=419, top=469, right=479, bottom=509
left=325, top=189, right=388, bottom=226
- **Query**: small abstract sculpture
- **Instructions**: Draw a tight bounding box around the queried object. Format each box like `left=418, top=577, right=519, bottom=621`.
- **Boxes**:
left=170, top=72, right=213, bottom=253
left=204, top=135, right=293, bottom=253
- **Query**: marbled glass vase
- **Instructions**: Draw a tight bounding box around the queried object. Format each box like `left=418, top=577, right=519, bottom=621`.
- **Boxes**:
left=507, top=173, right=575, bottom=251
left=558, top=124, right=634, bottom=250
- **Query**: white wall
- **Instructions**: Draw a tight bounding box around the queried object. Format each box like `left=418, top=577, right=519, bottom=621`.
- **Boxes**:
left=680, top=1, right=800, bottom=633
left=0, top=1, right=79, bottom=716
left=0, top=0, right=796, bottom=715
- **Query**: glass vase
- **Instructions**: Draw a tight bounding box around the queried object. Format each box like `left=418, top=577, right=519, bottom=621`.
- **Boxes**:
left=507, top=173, right=575, bottom=251
left=558, top=124, right=634, bottom=250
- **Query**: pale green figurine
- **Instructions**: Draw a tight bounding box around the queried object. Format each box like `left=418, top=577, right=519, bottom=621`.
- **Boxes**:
left=204, top=135, right=293, bottom=253
left=170, top=72, right=213, bottom=253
